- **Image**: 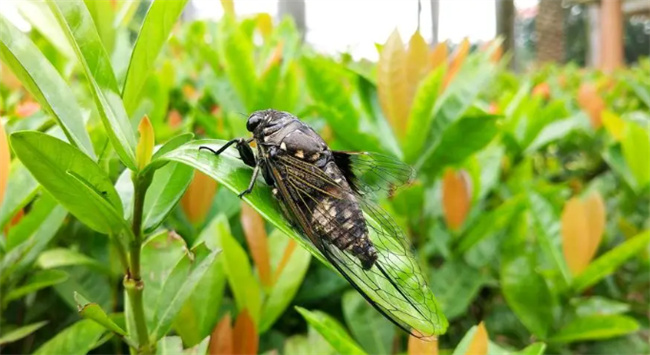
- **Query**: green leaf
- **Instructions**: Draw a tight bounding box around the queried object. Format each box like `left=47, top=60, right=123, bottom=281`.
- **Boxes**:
left=6, top=192, right=59, bottom=250
left=143, top=162, right=194, bottom=233
left=0, top=321, right=48, bottom=346
left=0, top=17, right=95, bottom=158
left=156, top=336, right=183, bottom=355
left=260, top=230, right=312, bottom=332
left=430, top=260, right=487, bottom=320
left=341, top=291, right=394, bottom=355
left=450, top=324, right=478, bottom=355
left=83, top=0, right=115, bottom=54
left=550, top=315, right=639, bottom=343
left=173, top=216, right=228, bottom=346
left=15, top=1, right=75, bottom=58
left=74, top=292, right=127, bottom=336
left=151, top=243, right=219, bottom=341
left=403, top=65, right=445, bottom=159
left=157, top=139, right=447, bottom=336
left=4, top=269, right=69, bottom=303
left=34, top=319, right=106, bottom=355
left=295, top=307, right=367, bottom=355
left=516, top=342, right=547, bottom=355
left=122, top=0, right=190, bottom=115
left=49, top=0, right=138, bottom=169
left=525, top=115, right=588, bottom=153
left=573, top=231, right=650, bottom=292
left=10, top=131, right=127, bottom=235
left=501, top=254, right=554, bottom=338
left=217, top=15, right=257, bottom=111
left=408, top=56, right=496, bottom=163
left=37, top=248, right=107, bottom=272
left=149, top=133, right=195, bottom=167
left=0, top=161, right=39, bottom=230
left=571, top=296, right=631, bottom=317
left=621, top=121, right=650, bottom=190
left=417, top=115, right=499, bottom=180
left=220, top=217, right=262, bottom=326
left=528, top=192, right=572, bottom=286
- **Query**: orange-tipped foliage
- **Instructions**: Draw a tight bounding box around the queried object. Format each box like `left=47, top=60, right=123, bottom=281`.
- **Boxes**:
left=15, top=101, right=40, bottom=118
left=443, top=38, right=470, bottom=89
left=465, top=322, right=488, bottom=355
left=532, top=82, right=551, bottom=100
left=0, top=121, right=9, bottom=207
left=429, top=42, right=448, bottom=69
left=561, top=192, right=606, bottom=276
left=3, top=209, right=24, bottom=236
left=168, top=109, right=182, bottom=129
left=136, top=115, right=155, bottom=170
left=209, top=314, right=234, bottom=355
left=233, top=310, right=258, bottom=355
left=408, top=333, right=438, bottom=355
left=442, top=169, right=472, bottom=231
left=406, top=31, right=430, bottom=99
left=377, top=30, right=410, bottom=138
left=577, top=83, right=605, bottom=129
left=273, top=239, right=297, bottom=283
left=181, top=170, right=217, bottom=224
left=241, top=203, right=272, bottom=287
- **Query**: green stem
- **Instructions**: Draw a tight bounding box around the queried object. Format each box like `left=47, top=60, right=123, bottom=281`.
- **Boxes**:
left=125, top=172, right=153, bottom=354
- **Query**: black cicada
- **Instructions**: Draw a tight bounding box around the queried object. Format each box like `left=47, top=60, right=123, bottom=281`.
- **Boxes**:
left=199, top=109, right=446, bottom=337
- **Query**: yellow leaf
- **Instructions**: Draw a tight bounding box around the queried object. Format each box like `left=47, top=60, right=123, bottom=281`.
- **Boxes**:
left=408, top=334, right=438, bottom=355
left=602, top=110, right=625, bottom=141
left=220, top=0, right=234, bottom=15
left=136, top=115, right=154, bottom=170
left=0, top=121, right=9, bottom=207
left=443, top=38, right=470, bottom=89
left=377, top=30, right=410, bottom=138
left=465, top=322, right=488, bottom=355
left=181, top=171, right=217, bottom=224
left=256, top=13, right=273, bottom=39
left=241, top=203, right=272, bottom=288
left=406, top=31, right=430, bottom=100
left=442, top=168, right=472, bottom=231
left=561, top=193, right=606, bottom=276
left=233, top=310, right=258, bottom=355
left=429, top=42, right=448, bottom=68
left=209, top=313, right=233, bottom=355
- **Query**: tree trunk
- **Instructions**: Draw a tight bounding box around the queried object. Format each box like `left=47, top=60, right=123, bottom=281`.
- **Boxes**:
left=278, top=0, right=306, bottom=41
left=536, top=0, right=566, bottom=64
left=496, top=0, right=515, bottom=66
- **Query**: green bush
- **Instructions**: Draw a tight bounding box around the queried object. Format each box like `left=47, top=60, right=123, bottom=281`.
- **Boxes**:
left=0, top=1, right=648, bottom=354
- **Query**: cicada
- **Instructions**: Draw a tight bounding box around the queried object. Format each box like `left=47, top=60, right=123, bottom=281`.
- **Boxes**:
left=199, top=109, right=445, bottom=337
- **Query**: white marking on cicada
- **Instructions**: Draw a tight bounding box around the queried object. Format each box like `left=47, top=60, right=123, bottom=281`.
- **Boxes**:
left=295, top=150, right=304, bottom=158
left=310, top=152, right=320, bottom=161
left=342, top=210, right=353, bottom=219
left=342, top=220, right=355, bottom=230
left=280, top=142, right=287, bottom=151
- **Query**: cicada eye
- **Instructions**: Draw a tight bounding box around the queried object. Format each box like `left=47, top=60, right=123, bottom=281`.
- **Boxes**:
left=246, top=113, right=262, bottom=132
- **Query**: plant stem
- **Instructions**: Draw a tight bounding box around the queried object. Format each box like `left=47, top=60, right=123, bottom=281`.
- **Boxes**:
left=125, top=172, right=153, bottom=354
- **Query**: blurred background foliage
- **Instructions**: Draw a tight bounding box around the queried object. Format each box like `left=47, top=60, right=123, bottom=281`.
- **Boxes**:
left=0, top=0, right=649, bottom=354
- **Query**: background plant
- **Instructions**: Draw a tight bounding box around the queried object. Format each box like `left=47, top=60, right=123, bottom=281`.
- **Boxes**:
left=0, top=1, right=648, bottom=354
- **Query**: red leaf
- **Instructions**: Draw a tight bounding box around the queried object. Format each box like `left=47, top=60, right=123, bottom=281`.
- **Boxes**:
left=241, top=203, right=272, bottom=287
left=233, top=310, right=258, bottom=355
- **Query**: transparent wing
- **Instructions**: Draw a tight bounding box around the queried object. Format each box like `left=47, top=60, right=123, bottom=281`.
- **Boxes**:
left=267, top=154, right=445, bottom=337
left=332, top=151, right=415, bottom=195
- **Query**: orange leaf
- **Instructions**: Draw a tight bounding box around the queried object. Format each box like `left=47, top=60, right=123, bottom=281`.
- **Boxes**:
left=377, top=30, right=410, bottom=138
left=441, top=169, right=472, bottom=231
left=0, top=120, right=9, bottom=207
left=465, top=322, right=488, bottom=355
left=408, top=334, right=438, bottom=355
left=15, top=101, right=40, bottom=118
left=168, top=109, right=182, bottom=128
left=3, top=209, right=24, bottom=236
left=429, top=42, right=448, bottom=68
left=406, top=31, right=430, bottom=98
left=561, top=193, right=605, bottom=276
left=443, top=38, right=470, bottom=89
left=577, top=83, right=605, bottom=129
left=233, top=310, right=258, bottom=355
left=532, top=82, right=550, bottom=100
left=273, top=239, right=297, bottom=282
left=262, top=41, right=284, bottom=75
left=181, top=170, right=218, bottom=224
left=209, top=314, right=234, bottom=355
left=241, top=203, right=272, bottom=287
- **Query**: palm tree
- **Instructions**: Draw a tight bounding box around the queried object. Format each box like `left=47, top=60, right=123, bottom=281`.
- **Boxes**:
left=536, top=0, right=566, bottom=63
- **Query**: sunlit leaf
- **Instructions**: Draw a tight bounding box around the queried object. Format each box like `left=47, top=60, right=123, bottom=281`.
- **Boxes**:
left=241, top=203, right=272, bottom=288
left=296, top=307, right=367, bottom=355
left=550, top=315, right=639, bottom=343
left=443, top=38, right=469, bottom=89
left=621, top=120, right=650, bottom=189
left=601, top=111, right=625, bottom=141
left=442, top=168, right=472, bottom=231
left=406, top=31, right=429, bottom=101
left=34, top=319, right=105, bottom=355
left=377, top=30, right=409, bottom=137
